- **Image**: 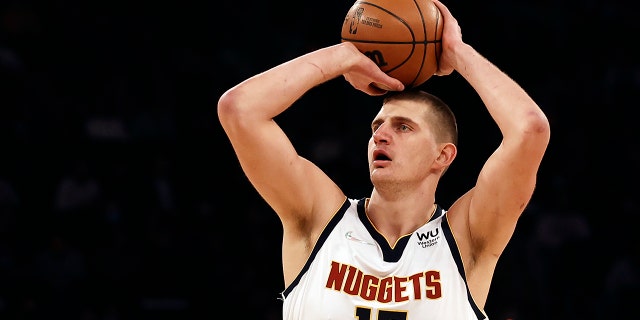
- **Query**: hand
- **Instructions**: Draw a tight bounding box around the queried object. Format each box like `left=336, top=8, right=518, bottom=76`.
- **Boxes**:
left=431, top=0, right=464, bottom=77
left=340, top=42, right=405, bottom=95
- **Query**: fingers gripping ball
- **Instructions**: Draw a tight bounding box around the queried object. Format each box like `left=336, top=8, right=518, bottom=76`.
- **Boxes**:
left=341, top=0, right=443, bottom=88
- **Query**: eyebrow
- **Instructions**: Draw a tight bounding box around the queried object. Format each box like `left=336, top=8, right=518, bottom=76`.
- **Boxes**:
left=372, top=116, right=417, bottom=127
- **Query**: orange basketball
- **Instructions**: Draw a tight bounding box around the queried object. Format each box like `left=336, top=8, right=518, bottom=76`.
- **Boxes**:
left=341, top=0, right=443, bottom=88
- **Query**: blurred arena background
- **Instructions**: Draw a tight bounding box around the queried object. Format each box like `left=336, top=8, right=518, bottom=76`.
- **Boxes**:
left=0, top=0, right=638, bottom=319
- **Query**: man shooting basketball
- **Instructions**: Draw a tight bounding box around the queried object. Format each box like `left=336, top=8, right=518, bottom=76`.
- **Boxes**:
left=217, top=0, right=550, bottom=319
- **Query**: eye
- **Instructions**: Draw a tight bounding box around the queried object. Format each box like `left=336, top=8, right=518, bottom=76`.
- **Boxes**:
left=399, top=124, right=410, bottom=132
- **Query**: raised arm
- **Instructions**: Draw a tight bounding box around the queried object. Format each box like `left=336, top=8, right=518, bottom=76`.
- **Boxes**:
left=217, top=42, right=403, bottom=282
left=433, top=0, right=550, bottom=279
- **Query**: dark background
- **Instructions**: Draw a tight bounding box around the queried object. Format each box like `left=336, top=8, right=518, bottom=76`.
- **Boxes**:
left=0, top=0, right=638, bottom=319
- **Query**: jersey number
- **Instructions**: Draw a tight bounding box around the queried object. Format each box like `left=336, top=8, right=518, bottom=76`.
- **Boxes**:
left=355, top=307, right=407, bottom=320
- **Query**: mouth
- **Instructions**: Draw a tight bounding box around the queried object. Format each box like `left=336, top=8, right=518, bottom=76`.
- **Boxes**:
left=372, top=150, right=391, bottom=166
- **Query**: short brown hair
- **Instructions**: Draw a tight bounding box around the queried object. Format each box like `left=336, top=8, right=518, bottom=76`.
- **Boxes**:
left=383, top=89, right=458, bottom=146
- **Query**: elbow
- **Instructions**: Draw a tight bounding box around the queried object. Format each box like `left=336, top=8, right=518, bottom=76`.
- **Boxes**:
left=522, top=108, right=551, bottom=147
left=217, top=87, right=245, bottom=129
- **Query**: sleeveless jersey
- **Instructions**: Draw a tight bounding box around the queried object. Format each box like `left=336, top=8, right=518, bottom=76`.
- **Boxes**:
left=281, top=197, right=488, bottom=320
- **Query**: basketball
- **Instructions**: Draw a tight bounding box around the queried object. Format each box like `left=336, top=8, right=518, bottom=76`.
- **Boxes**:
left=341, top=0, right=443, bottom=88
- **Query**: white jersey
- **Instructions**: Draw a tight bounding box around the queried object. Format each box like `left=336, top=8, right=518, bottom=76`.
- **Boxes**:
left=281, top=197, right=488, bottom=320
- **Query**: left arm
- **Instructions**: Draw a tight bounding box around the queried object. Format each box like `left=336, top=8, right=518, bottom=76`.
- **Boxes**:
left=434, top=0, right=551, bottom=307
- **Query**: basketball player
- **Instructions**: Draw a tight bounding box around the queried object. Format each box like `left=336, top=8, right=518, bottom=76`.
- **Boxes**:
left=217, top=0, right=550, bottom=319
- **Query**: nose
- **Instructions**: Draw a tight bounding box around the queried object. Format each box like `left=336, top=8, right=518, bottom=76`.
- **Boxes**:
left=373, top=123, right=390, bottom=144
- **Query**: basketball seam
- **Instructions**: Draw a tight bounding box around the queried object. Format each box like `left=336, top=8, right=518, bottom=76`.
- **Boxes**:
left=341, top=0, right=442, bottom=87
left=353, top=1, right=416, bottom=73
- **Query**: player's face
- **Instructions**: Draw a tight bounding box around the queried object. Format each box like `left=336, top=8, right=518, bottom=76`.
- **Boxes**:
left=368, top=100, right=441, bottom=185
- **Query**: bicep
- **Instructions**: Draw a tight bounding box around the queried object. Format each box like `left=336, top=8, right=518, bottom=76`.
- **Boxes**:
left=229, top=119, right=343, bottom=227
left=467, top=139, right=544, bottom=256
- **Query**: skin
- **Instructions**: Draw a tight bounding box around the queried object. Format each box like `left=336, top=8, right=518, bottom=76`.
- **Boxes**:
left=217, top=0, right=550, bottom=311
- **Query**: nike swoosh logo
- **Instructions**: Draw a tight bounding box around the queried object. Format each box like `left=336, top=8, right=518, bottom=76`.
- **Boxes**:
left=345, top=231, right=375, bottom=246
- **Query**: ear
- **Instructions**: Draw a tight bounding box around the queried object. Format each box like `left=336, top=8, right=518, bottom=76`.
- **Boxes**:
left=436, top=143, right=457, bottom=168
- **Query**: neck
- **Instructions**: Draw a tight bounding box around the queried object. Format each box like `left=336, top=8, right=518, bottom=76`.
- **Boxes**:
left=365, top=192, right=437, bottom=246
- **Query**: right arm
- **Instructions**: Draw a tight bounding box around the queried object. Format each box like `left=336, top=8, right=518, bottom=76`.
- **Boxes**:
left=217, top=42, right=403, bottom=284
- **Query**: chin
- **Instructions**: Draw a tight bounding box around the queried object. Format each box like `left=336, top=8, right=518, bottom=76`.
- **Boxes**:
left=370, top=169, right=389, bottom=182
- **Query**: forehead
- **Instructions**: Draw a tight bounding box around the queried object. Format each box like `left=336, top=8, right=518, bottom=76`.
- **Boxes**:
left=373, top=99, right=429, bottom=123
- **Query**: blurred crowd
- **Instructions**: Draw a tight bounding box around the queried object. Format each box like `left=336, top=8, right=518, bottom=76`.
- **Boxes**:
left=1, top=0, right=638, bottom=319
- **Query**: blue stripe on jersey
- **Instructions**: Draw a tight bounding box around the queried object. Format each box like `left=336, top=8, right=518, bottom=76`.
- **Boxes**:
left=280, top=197, right=352, bottom=299
left=441, top=214, right=487, bottom=319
